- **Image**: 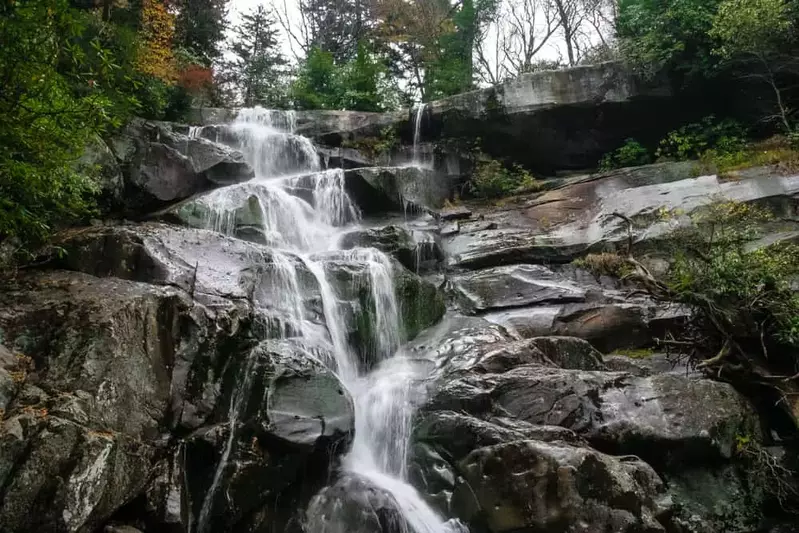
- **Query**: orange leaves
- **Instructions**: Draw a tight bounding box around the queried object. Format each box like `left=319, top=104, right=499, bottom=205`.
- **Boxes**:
left=136, top=0, right=177, bottom=83
left=178, top=64, right=213, bottom=92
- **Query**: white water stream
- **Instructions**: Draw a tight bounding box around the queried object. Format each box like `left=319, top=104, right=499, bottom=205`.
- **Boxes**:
left=191, top=107, right=463, bottom=533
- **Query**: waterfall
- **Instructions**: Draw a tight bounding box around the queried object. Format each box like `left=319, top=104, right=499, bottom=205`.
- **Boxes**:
left=411, top=104, right=429, bottom=168
left=190, top=107, right=463, bottom=533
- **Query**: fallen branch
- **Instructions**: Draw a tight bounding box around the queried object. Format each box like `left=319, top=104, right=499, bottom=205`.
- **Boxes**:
left=697, top=339, right=731, bottom=369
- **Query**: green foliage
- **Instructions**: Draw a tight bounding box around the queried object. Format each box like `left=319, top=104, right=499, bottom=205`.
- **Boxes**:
left=342, top=126, right=399, bottom=159
left=173, top=0, right=228, bottom=66
left=291, top=44, right=398, bottom=112
left=668, top=202, right=799, bottom=348
left=223, top=5, right=289, bottom=108
left=468, top=157, right=541, bottom=198
left=710, top=0, right=792, bottom=59
left=657, top=116, right=746, bottom=161
left=0, top=0, right=110, bottom=248
left=339, top=43, right=390, bottom=112
left=599, top=139, right=652, bottom=170
left=617, top=0, right=720, bottom=81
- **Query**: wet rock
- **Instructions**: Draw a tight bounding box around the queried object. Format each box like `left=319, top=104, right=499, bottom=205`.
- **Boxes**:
left=485, top=301, right=690, bottom=353
left=49, top=223, right=321, bottom=306
left=316, top=145, right=374, bottom=169
left=441, top=222, right=460, bottom=237
left=344, top=166, right=452, bottom=214
left=414, top=411, right=581, bottom=462
left=439, top=206, right=472, bottom=221
left=453, top=440, right=670, bottom=533
left=0, top=271, right=194, bottom=439
left=429, top=62, right=675, bottom=172
left=107, top=119, right=254, bottom=215
left=526, top=336, right=606, bottom=371
left=305, top=473, right=410, bottom=533
left=449, top=264, right=586, bottom=313
left=446, top=228, right=590, bottom=269
left=410, top=412, right=583, bottom=521
left=430, top=365, right=760, bottom=467
left=0, top=412, right=155, bottom=533
left=407, top=315, right=513, bottom=374
left=105, top=526, right=145, bottom=533
left=247, top=340, right=354, bottom=449
left=339, top=225, right=419, bottom=271
left=603, top=352, right=698, bottom=377
left=184, top=339, right=354, bottom=533
left=444, top=164, right=799, bottom=271
left=318, top=251, right=445, bottom=366
left=665, top=465, right=771, bottom=533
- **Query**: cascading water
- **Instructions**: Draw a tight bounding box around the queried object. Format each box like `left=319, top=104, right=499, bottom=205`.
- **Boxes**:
left=190, top=108, right=464, bottom=533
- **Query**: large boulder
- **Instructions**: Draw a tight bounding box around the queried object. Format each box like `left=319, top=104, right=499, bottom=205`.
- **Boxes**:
left=426, top=62, right=676, bottom=172
left=339, top=225, right=443, bottom=272
left=184, top=339, right=354, bottom=533
left=449, top=264, right=587, bottom=313
left=304, top=474, right=411, bottom=533
left=107, top=119, right=254, bottom=215
left=0, top=228, right=356, bottom=533
left=47, top=224, right=322, bottom=326
left=453, top=439, right=670, bottom=533
left=430, top=363, right=760, bottom=467
left=410, top=412, right=669, bottom=533
left=0, top=271, right=225, bottom=533
left=344, top=166, right=452, bottom=214
left=316, top=249, right=446, bottom=369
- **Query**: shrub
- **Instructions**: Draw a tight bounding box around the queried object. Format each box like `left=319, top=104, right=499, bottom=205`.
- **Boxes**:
left=574, top=252, right=634, bottom=278
left=469, top=158, right=542, bottom=198
left=657, top=116, right=746, bottom=161
left=697, top=135, right=799, bottom=175
left=599, top=139, right=652, bottom=170
left=645, top=201, right=799, bottom=425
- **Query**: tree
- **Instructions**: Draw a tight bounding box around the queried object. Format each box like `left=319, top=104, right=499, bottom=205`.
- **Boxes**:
left=709, top=0, right=796, bottom=131
left=475, top=0, right=561, bottom=84
left=173, top=0, right=229, bottom=66
left=291, top=43, right=396, bottom=111
left=550, top=0, right=610, bottom=66
left=373, top=0, right=496, bottom=100
left=277, top=0, right=372, bottom=62
left=617, top=0, right=721, bottom=81
left=0, top=0, right=108, bottom=247
left=223, top=5, right=289, bottom=107
left=136, top=0, right=177, bottom=83
left=292, top=47, right=341, bottom=109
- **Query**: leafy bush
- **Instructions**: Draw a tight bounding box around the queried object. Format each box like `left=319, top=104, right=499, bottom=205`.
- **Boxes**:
left=651, top=201, right=799, bottom=424
left=0, top=1, right=107, bottom=250
left=695, top=135, right=799, bottom=175
left=341, top=126, right=399, bottom=159
left=599, top=139, right=652, bottom=170
left=574, top=253, right=634, bottom=278
left=469, top=158, right=541, bottom=198
left=657, top=116, right=747, bottom=161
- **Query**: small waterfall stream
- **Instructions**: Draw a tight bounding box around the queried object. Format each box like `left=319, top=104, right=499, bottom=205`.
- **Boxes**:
left=191, top=108, right=464, bottom=533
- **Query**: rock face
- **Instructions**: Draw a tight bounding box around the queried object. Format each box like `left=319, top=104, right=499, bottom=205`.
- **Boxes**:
left=344, top=166, right=452, bottom=213
left=9, top=73, right=799, bottom=533
left=107, top=118, right=254, bottom=214
left=426, top=62, right=676, bottom=172
left=0, top=225, right=361, bottom=533
left=185, top=63, right=678, bottom=173
left=444, top=164, right=799, bottom=270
